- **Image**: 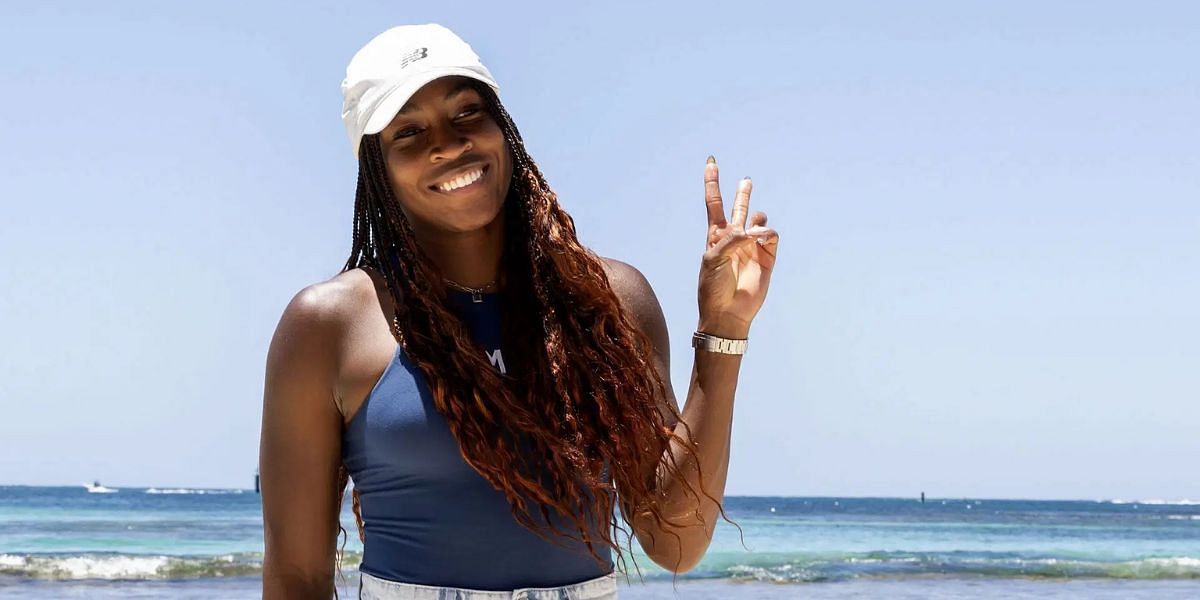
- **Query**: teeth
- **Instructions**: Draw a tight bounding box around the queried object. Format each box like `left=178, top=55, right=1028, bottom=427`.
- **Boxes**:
left=437, top=168, right=484, bottom=192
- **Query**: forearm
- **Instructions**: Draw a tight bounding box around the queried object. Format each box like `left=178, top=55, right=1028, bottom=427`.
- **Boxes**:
left=659, top=347, right=741, bottom=519
left=635, top=321, right=746, bottom=570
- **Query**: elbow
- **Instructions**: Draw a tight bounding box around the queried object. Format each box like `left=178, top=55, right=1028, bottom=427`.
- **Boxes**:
left=263, top=576, right=332, bottom=600
left=630, top=506, right=716, bottom=574
left=648, top=547, right=707, bottom=574
left=643, top=533, right=712, bottom=574
left=262, top=562, right=334, bottom=600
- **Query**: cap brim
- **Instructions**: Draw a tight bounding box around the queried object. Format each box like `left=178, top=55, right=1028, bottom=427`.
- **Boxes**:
left=362, top=67, right=500, bottom=137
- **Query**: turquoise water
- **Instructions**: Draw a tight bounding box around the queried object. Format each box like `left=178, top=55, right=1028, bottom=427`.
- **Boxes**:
left=2, top=486, right=1199, bottom=597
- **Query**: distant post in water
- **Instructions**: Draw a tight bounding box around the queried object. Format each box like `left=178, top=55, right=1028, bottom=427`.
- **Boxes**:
left=920, top=492, right=925, bottom=504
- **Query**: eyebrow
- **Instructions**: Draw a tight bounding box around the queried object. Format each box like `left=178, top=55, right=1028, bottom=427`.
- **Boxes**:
left=395, top=82, right=477, bottom=116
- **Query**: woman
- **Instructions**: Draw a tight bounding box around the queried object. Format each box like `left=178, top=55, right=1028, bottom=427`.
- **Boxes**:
left=259, top=24, right=779, bottom=600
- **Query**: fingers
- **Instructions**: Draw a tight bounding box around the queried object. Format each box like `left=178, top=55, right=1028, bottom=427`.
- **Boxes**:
left=748, top=211, right=768, bottom=228
left=702, top=230, right=742, bottom=265
left=731, top=177, right=752, bottom=229
left=747, top=225, right=780, bottom=256
left=704, top=155, right=726, bottom=227
left=703, top=225, right=780, bottom=264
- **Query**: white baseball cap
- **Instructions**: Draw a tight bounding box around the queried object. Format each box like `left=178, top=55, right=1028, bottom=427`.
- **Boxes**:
left=341, top=24, right=501, bottom=158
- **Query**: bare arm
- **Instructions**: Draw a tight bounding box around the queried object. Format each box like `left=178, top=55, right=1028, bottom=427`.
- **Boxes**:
left=604, top=259, right=738, bottom=573
left=606, top=157, right=780, bottom=573
left=260, top=285, right=345, bottom=599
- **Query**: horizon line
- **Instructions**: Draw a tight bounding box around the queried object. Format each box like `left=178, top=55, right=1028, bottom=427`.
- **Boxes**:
left=1, top=483, right=1195, bottom=504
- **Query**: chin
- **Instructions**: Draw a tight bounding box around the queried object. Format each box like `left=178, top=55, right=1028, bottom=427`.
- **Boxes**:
left=435, top=202, right=506, bottom=234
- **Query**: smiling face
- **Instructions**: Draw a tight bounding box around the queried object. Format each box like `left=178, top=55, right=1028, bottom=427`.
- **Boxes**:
left=375, top=76, right=514, bottom=236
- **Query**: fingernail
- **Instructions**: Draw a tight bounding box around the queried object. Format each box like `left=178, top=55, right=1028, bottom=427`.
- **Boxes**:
left=743, top=176, right=752, bottom=182
left=706, top=155, right=716, bottom=164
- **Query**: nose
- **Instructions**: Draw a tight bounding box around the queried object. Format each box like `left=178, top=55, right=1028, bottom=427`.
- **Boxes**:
left=428, top=122, right=473, bottom=162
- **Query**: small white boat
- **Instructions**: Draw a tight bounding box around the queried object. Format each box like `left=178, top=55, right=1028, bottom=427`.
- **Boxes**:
left=84, top=480, right=117, bottom=494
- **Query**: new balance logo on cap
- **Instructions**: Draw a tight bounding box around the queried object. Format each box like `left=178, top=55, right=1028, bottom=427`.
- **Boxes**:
left=398, top=47, right=428, bottom=70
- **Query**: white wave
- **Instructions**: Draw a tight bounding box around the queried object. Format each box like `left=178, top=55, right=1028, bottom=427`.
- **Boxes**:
left=1166, top=515, right=1200, bottom=520
left=144, top=488, right=245, bottom=495
left=0, top=553, right=170, bottom=579
left=726, top=564, right=802, bottom=583
left=0, top=553, right=263, bottom=580
left=1146, top=557, right=1200, bottom=567
left=845, top=556, right=920, bottom=564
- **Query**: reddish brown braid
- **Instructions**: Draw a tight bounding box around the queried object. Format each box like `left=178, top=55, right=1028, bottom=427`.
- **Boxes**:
left=331, top=81, right=737, bottom=579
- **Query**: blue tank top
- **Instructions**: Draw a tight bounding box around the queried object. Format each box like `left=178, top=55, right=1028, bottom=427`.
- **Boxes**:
left=341, top=289, right=614, bottom=589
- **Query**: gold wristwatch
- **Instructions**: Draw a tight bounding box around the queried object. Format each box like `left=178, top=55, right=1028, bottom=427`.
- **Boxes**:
left=691, top=331, right=748, bottom=355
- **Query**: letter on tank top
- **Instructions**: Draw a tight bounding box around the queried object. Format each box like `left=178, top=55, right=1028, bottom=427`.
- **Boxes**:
left=341, top=289, right=614, bottom=589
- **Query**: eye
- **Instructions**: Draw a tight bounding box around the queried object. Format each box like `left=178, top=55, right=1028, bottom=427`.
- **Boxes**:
left=392, top=105, right=483, bottom=141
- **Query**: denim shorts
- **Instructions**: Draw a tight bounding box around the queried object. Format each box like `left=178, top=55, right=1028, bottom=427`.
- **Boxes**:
left=359, top=570, right=619, bottom=600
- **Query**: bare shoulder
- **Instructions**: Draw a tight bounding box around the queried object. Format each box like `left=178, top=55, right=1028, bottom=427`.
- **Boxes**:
left=267, top=268, right=383, bottom=388
left=261, top=271, right=371, bottom=416
left=301, top=267, right=377, bottom=312
left=599, top=257, right=668, bottom=349
left=279, top=268, right=377, bottom=329
left=600, top=257, right=660, bottom=317
left=598, top=259, right=678, bottom=417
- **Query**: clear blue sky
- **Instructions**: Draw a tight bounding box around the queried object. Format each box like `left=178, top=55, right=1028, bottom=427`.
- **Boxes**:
left=1, top=1, right=1197, bottom=500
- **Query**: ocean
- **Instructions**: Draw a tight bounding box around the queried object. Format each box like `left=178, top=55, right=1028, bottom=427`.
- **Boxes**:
left=1, top=486, right=1198, bottom=598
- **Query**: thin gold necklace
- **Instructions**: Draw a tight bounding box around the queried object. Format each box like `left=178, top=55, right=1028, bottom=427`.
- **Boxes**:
left=444, top=277, right=497, bottom=303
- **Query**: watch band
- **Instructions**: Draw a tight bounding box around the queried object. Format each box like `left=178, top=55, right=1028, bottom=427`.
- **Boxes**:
left=691, top=331, right=748, bottom=355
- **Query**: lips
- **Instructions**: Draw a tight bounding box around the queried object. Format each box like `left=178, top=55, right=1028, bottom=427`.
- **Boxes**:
left=429, top=163, right=489, bottom=193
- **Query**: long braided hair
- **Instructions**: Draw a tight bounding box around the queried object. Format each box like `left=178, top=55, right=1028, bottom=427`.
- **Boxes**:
left=332, top=80, right=733, bottom=578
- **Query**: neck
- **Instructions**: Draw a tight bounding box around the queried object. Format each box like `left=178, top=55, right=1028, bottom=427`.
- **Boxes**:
left=411, top=213, right=506, bottom=290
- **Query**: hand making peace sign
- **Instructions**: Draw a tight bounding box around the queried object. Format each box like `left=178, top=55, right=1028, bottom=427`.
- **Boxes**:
left=697, top=156, right=780, bottom=340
